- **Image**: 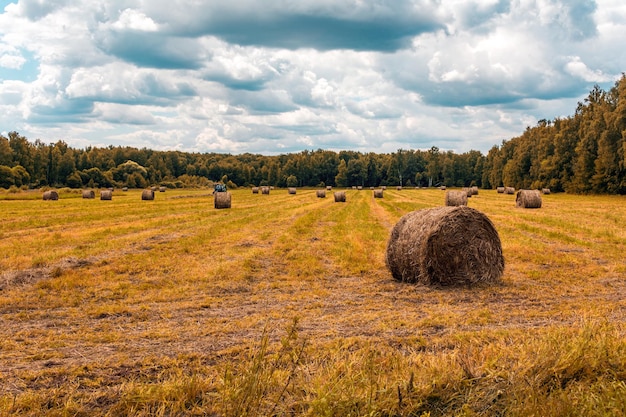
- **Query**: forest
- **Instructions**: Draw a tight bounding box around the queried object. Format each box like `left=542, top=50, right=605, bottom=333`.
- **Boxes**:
left=1, top=75, right=625, bottom=194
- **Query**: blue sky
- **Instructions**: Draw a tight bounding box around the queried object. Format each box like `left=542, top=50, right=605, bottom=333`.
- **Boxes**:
left=0, top=0, right=624, bottom=155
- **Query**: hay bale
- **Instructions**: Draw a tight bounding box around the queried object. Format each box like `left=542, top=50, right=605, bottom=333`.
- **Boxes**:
left=42, top=190, right=59, bottom=201
left=261, top=186, right=270, bottom=195
left=445, top=190, right=468, bottom=206
left=462, top=187, right=472, bottom=197
left=542, top=188, right=551, bottom=195
left=326, top=185, right=332, bottom=190
left=316, top=189, right=326, bottom=198
left=504, top=187, right=515, bottom=194
left=122, top=187, right=128, bottom=192
left=150, top=186, right=157, bottom=191
left=334, top=191, right=346, bottom=202
left=381, top=186, right=387, bottom=190
left=159, top=186, right=166, bottom=192
left=288, top=187, right=297, bottom=195
left=496, top=187, right=505, bottom=193
left=214, top=192, right=232, bottom=209
left=516, top=189, right=542, bottom=209
left=373, top=189, right=384, bottom=198
left=252, top=187, right=259, bottom=194
left=357, top=185, right=363, bottom=190
left=100, top=190, right=113, bottom=200
left=141, top=189, right=155, bottom=200
left=82, top=190, right=95, bottom=199
left=471, top=186, right=478, bottom=196
left=397, top=186, right=402, bottom=190
left=385, top=206, right=504, bottom=286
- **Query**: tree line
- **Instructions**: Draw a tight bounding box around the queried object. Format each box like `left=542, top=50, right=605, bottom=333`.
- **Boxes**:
left=1, top=75, right=624, bottom=193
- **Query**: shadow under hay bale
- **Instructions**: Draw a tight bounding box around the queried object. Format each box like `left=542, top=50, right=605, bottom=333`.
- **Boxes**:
left=42, top=190, right=59, bottom=201
left=252, top=187, right=259, bottom=194
left=100, top=190, right=113, bottom=200
left=82, top=190, right=95, bottom=199
left=445, top=190, right=468, bottom=206
left=516, top=189, right=542, bottom=208
left=316, top=189, right=326, bottom=198
left=334, top=191, right=346, bottom=202
left=496, top=187, right=505, bottom=193
left=141, top=189, right=155, bottom=200
left=288, top=187, right=297, bottom=194
left=214, top=192, right=232, bottom=209
left=386, top=206, right=504, bottom=286
left=261, top=186, right=270, bottom=195
left=373, top=189, right=384, bottom=198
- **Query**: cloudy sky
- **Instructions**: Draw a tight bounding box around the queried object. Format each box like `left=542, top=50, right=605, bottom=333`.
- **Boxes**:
left=0, top=0, right=624, bottom=155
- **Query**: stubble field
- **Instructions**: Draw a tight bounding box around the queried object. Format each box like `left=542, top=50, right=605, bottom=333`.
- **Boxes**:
left=1, top=187, right=625, bottom=416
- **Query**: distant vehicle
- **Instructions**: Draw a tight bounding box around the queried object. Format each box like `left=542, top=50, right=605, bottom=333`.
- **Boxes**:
left=213, top=183, right=227, bottom=193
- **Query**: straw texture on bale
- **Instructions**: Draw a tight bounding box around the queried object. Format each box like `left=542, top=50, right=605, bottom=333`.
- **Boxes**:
left=82, top=190, right=95, bottom=199
left=445, top=190, right=468, bottom=206
left=542, top=188, right=551, bottom=194
left=141, top=189, right=155, bottom=200
left=100, top=190, right=113, bottom=200
left=43, top=190, right=59, bottom=201
left=316, top=190, right=326, bottom=198
left=261, top=186, right=270, bottom=195
left=373, top=189, right=384, bottom=198
left=288, top=187, right=297, bottom=194
left=252, top=187, right=259, bottom=194
left=386, top=206, right=504, bottom=286
left=214, top=192, right=232, bottom=209
left=516, top=189, right=542, bottom=208
left=334, top=191, right=346, bottom=202
left=504, top=187, right=515, bottom=194
left=496, top=187, right=505, bottom=193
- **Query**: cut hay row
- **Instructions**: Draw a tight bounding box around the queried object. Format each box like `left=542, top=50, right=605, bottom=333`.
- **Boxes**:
left=386, top=206, right=504, bottom=286
left=516, top=189, right=542, bottom=209
left=445, top=190, right=468, bottom=206
left=214, top=192, right=232, bottom=209
left=334, top=191, right=346, bottom=202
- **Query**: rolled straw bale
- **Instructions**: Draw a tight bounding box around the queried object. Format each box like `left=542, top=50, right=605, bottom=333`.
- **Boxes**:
left=471, top=186, right=479, bottom=196
left=261, top=186, right=270, bottom=195
left=288, top=187, right=297, bottom=194
left=141, top=189, right=155, bottom=200
left=316, top=189, right=326, bottom=198
left=214, top=192, right=232, bottom=209
left=386, top=206, right=504, bottom=286
left=270, top=186, right=275, bottom=190
left=516, top=189, right=542, bottom=209
left=496, top=187, right=505, bottom=193
left=100, top=190, right=113, bottom=200
left=445, top=190, right=468, bottom=207
left=504, top=187, right=515, bottom=194
left=462, top=187, right=472, bottom=197
left=82, top=189, right=95, bottom=199
left=326, top=185, right=332, bottom=190
left=334, top=191, right=346, bottom=202
left=373, top=189, right=384, bottom=198
left=252, top=187, right=259, bottom=194
left=440, top=185, right=446, bottom=190
left=122, top=187, right=128, bottom=192
left=397, top=186, right=402, bottom=190
left=43, top=190, right=59, bottom=201
left=381, top=186, right=387, bottom=190
left=352, top=186, right=357, bottom=189
left=159, top=186, right=166, bottom=192
left=357, top=186, right=363, bottom=190
left=370, top=186, right=375, bottom=190
left=151, top=186, right=157, bottom=191
left=542, top=188, right=551, bottom=195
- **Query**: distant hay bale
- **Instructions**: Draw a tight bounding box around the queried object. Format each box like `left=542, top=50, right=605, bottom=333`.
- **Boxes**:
left=316, top=189, right=326, bottom=198
left=42, top=190, right=59, bottom=201
left=141, top=189, right=155, bottom=200
left=504, top=187, right=515, bottom=194
left=214, top=192, right=232, bottom=209
left=100, top=190, right=113, bottom=200
left=334, top=191, right=346, bottom=202
left=440, top=185, right=446, bottom=190
left=397, top=186, right=402, bottom=190
left=386, top=206, right=504, bottom=286
left=252, top=187, right=259, bottom=194
left=496, top=187, right=505, bottom=193
left=82, top=190, right=95, bottom=199
left=373, top=189, right=384, bottom=198
left=122, top=187, right=128, bottom=192
left=288, top=187, right=297, bottom=194
left=381, top=186, right=387, bottom=190
left=516, top=189, right=542, bottom=209
left=370, top=186, right=375, bottom=190
left=150, top=186, right=157, bottom=191
left=471, top=186, right=478, bottom=196
left=159, top=186, right=166, bottom=192
left=352, top=186, right=357, bottom=189
left=462, top=187, right=472, bottom=197
left=445, top=190, right=468, bottom=206
left=542, top=188, right=551, bottom=195
left=326, top=186, right=332, bottom=190
left=357, top=186, right=363, bottom=190
left=261, top=186, right=270, bottom=195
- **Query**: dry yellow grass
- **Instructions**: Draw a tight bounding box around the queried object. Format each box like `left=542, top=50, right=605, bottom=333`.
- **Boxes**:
left=0, top=187, right=625, bottom=416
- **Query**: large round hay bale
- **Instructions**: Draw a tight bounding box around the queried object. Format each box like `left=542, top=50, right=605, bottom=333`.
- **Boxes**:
left=386, top=206, right=504, bottom=286
left=516, top=189, right=542, bottom=209
left=261, top=186, right=270, bottom=195
left=214, top=192, right=232, bottom=209
left=43, top=190, right=59, bottom=201
left=252, top=187, right=259, bottom=194
left=82, top=190, right=95, bottom=199
left=141, top=189, right=155, bottom=200
left=496, top=187, right=505, bottom=193
left=445, top=190, right=468, bottom=206
left=288, top=187, right=297, bottom=194
left=334, top=191, right=346, bottom=202
left=373, top=189, right=384, bottom=198
left=316, top=189, right=326, bottom=198
left=504, top=187, right=515, bottom=194
left=100, top=190, right=113, bottom=200
left=542, top=188, right=551, bottom=195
